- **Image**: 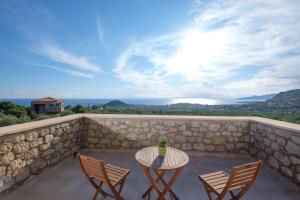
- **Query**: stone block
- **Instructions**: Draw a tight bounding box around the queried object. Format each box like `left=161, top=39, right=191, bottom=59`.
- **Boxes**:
left=227, top=125, right=237, bottom=132
left=39, top=143, right=51, bottom=151
left=0, top=176, right=15, bottom=193
left=286, top=141, right=300, bottom=155
left=7, top=159, right=26, bottom=176
left=0, top=143, right=13, bottom=154
left=290, top=156, right=300, bottom=165
left=280, top=166, right=293, bottom=177
left=193, top=143, right=205, bottom=151
left=13, top=142, right=29, bottom=154
left=15, top=167, right=30, bottom=183
left=44, top=134, right=54, bottom=144
left=42, top=149, right=55, bottom=157
left=26, top=148, right=39, bottom=160
left=29, top=159, right=46, bottom=174
left=291, top=136, right=300, bottom=145
left=271, top=142, right=280, bottom=151
left=206, top=145, right=215, bottom=152
left=263, top=138, right=271, bottom=146
left=268, top=157, right=279, bottom=169
left=40, top=128, right=50, bottom=137
left=276, top=137, right=286, bottom=146
left=208, top=124, right=221, bottom=132
left=0, top=166, right=6, bottom=177
left=30, top=138, right=44, bottom=148
left=87, top=137, right=98, bottom=144
left=0, top=152, right=15, bottom=165
left=274, top=152, right=291, bottom=166
left=181, top=143, right=191, bottom=151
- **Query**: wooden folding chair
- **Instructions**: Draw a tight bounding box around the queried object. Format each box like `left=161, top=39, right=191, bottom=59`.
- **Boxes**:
left=76, top=153, right=130, bottom=200
left=199, top=160, right=262, bottom=200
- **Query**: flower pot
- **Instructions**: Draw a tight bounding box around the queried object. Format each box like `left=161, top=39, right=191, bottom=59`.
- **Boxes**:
left=158, top=146, right=166, bottom=157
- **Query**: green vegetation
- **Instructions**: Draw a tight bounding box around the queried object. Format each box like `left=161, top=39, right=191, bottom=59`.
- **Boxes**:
left=159, top=139, right=167, bottom=148
left=0, top=89, right=299, bottom=127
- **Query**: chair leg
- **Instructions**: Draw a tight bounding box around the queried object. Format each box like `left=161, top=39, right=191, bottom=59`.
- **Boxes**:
left=203, top=183, right=214, bottom=200
left=118, top=178, right=126, bottom=193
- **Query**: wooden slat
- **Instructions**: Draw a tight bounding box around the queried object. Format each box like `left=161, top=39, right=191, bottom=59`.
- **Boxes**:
left=234, top=167, right=258, bottom=176
left=200, top=171, right=225, bottom=178
left=207, top=177, right=228, bottom=185
left=203, top=174, right=227, bottom=181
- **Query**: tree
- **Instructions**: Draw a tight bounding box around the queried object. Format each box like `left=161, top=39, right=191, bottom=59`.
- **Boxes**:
left=0, top=101, right=28, bottom=118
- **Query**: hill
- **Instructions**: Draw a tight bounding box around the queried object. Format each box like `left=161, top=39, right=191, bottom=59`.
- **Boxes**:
left=237, top=94, right=276, bottom=101
left=265, top=89, right=300, bottom=109
left=105, top=100, right=128, bottom=107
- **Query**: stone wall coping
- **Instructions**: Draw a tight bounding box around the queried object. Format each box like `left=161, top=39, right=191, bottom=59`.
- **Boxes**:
left=83, top=114, right=300, bottom=133
left=0, top=114, right=84, bottom=137
left=0, top=114, right=299, bottom=137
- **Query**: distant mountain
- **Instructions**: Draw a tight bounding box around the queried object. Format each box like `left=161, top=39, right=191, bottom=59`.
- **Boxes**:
left=105, top=100, right=128, bottom=107
left=243, top=89, right=300, bottom=111
left=238, top=94, right=276, bottom=101
left=265, top=89, right=300, bottom=109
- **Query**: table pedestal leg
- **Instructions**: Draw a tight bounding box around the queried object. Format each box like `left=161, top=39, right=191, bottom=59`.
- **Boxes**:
left=140, top=165, right=183, bottom=200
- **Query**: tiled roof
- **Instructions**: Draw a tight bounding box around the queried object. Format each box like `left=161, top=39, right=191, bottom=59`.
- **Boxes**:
left=32, top=97, right=63, bottom=104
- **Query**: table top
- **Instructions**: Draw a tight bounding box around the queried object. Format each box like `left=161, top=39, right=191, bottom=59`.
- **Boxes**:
left=135, top=146, right=189, bottom=170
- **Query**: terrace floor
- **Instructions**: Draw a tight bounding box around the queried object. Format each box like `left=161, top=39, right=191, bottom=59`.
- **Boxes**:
left=1, top=150, right=300, bottom=200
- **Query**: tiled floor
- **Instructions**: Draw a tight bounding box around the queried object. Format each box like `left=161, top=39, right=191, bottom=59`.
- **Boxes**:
left=1, top=150, right=300, bottom=200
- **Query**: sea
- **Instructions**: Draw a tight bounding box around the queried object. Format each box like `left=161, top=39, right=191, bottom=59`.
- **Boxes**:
left=0, top=98, right=240, bottom=107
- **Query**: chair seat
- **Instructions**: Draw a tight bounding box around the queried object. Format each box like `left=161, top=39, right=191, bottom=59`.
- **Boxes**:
left=105, top=164, right=130, bottom=186
left=199, top=171, right=230, bottom=194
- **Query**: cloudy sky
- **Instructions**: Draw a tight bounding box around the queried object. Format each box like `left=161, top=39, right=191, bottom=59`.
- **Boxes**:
left=0, top=0, right=299, bottom=99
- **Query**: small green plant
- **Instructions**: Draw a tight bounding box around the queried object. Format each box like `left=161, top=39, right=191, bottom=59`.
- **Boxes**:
left=158, top=139, right=167, bottom=156
left=159, top=139, right=167, bottom=148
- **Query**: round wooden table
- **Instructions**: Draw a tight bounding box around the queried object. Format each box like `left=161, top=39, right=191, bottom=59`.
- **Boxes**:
left=135, top=146, right=189, bottom=200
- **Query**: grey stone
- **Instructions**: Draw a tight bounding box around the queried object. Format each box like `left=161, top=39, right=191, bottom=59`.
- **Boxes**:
left=268, top=157, right=279, bottom=169
left=286, top=141, right=300, bottom=155
left=263, top=138, right=271, bottom=146
left=0, top=176, right=15, bottom=193
left=271, top=142, right=280, bottom=151
left=274, top=152, right=291, bottom=166
left=290, top=156, right=300, bottom=165
left=208, top=124, right=221, bottom=132
left=291, top=136, right=300, bottom=145
left=15, top=167, right=30, bottom=183
left=42, top=149, right=55, bottom=157
left=181, top=143, right=191, bottom=151
left=280, top=166, right=293, bottom=177
left=87, top=137, right=98, bottom=144
left=193, top=143, right=205, bottom=151
left=276, top=137, right=286, bottom=146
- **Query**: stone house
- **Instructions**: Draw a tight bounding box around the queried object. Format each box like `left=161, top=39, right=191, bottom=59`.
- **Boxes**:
left=31, top=97, right=64, bottom=114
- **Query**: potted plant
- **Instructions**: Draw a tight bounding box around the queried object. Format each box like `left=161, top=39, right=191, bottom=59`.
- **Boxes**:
left=158, top=139, right=167, bottom=157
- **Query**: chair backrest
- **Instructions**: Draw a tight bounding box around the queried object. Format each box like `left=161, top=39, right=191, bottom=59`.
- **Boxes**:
left=77, top=154, right=107, bottom=182
left=226, top=160, right=262, bottom=191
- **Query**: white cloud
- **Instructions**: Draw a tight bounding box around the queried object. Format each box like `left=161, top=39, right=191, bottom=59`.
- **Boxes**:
left=114, top=0, right=300, bottom=98
left=35, top=64, right=95, bottom=79
left=37, top=42, right=101, bottom=73
left=96, top=18, right=105, bottom=46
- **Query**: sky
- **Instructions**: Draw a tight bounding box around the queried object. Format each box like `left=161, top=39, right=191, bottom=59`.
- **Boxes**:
left=0, top=0, right=300, bottom=99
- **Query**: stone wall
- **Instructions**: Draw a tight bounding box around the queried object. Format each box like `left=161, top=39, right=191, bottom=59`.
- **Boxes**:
left=249, top=122, right=300, bottom=185
left=83, top=116, right=250, bottom=153
left=1, top=114, right=300, bottom=192
left=0, top=117, right=82, bottom=192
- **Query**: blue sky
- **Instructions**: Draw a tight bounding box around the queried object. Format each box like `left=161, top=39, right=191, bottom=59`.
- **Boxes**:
left=0, top=0, right=299, bottom=99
